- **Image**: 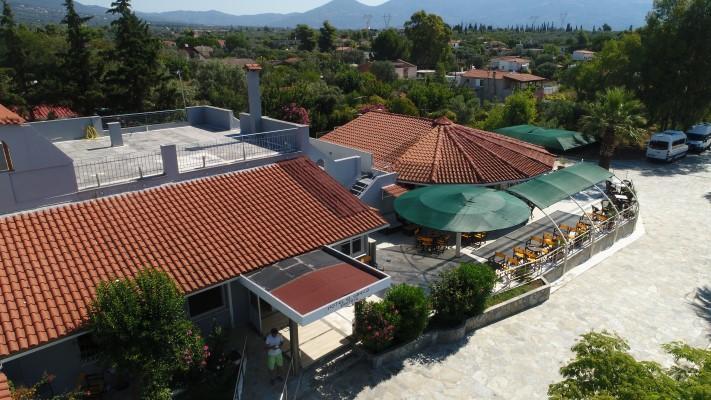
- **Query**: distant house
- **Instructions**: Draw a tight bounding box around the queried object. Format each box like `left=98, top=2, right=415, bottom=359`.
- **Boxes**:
left=359, top=59, right=417, bottom=80
left=392, top=59, right=417, bottom=80
left=572, top=50, right=595, bottom=62
left=217, top=39, right=226, bottom=49
left=194, top=45, right=214, bottom=58
left=449, top=40, right=462, bottom=49
left=490, top=56, right=531, bottom=72
left=458, top=69, right=551, bottom=101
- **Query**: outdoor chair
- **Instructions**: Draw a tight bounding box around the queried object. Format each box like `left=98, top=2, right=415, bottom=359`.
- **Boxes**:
left=416, top=236, right=434, bottom=253
left=526, top=235, right=545, bottom=247
left=489, top=251, right=507, bottom=266
left=513, top=246, right=527, bottom=260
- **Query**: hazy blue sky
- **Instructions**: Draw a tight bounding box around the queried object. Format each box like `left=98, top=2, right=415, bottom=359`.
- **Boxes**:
left=80, top=0, right=388, bottom=15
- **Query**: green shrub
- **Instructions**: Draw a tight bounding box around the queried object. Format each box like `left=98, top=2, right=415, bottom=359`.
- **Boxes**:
left=354, top=300, right=400, bottom=353
left=384, top=284, right=431, bottom=343
left=430, top=263, right=497, bottom=326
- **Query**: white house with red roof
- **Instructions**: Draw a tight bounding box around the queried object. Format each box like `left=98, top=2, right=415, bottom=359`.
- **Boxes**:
left=0, top=66, right=391, bottom=393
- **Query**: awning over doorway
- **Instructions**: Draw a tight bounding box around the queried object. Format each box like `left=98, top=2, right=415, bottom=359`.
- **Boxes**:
left=240, top=248, right=391, bottom=325
left=506, top=162, right=613, bottom=209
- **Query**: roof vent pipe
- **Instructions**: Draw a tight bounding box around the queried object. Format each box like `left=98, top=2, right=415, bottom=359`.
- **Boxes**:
left=244, top=64, right=263, bottom=133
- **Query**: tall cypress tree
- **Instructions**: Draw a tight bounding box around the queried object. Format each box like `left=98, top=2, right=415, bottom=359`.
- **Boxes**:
left=105, top=0, right=159, bottom=112
left=0, top=1, right=28, bottom=110
left=62, top=0, right=101, bottom=115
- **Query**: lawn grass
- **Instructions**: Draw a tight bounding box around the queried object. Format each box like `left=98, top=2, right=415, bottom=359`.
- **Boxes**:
left=485, top=280, right=544, bottom=309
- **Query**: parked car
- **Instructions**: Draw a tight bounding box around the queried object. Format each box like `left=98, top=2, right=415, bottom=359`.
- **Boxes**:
left=646, top=130, right=689, bottom=162
left=685, top=123, right=711, bottom=152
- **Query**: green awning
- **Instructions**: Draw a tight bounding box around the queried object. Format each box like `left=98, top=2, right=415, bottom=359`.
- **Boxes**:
left=394, top=185, right=531, bottom=233
left=506, top=163, right=613, bottom=209
left=495, top=125, right=595, bottom=152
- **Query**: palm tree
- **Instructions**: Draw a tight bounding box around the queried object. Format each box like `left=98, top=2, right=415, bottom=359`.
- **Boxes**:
left=580, top=87, right=647, bottom=170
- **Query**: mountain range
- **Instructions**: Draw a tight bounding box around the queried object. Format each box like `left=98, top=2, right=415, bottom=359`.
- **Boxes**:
left=9, top=0, right=654, bottom=29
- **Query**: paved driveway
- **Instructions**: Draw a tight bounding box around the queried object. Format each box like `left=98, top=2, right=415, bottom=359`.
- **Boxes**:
left=306, top=154, right=711, bottom=399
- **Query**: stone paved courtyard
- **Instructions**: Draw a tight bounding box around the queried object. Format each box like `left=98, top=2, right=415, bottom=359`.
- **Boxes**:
left=300, top=153, right=711, bottom=399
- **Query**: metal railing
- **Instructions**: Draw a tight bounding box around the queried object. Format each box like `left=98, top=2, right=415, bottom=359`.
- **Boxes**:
left=74, top=151, right=164, bottom=190
left=177, top=130, right=299, bottom=172
left=100, top=109, right=187, bottom=131
left=490, top=206, right=639, bottom=293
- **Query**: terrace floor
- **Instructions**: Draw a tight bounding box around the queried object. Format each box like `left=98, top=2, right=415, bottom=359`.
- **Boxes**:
left=55, top=125, right=287, bottom=189
left=299, top=153, right=710, bottom=399
left=55, top=124, right=234, bottom=161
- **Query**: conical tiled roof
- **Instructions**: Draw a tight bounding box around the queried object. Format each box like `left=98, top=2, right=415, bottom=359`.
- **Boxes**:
left=321, top=111, right=556, bottom=185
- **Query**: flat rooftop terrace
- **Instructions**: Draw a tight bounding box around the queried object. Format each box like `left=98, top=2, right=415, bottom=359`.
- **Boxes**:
left=55, top=124, right=300, bottom=190
left=54, top=125, right=237, bottom=161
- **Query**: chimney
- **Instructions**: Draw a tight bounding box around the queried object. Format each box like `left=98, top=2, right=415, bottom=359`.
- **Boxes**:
left=244, top=64, right=263, bottom=133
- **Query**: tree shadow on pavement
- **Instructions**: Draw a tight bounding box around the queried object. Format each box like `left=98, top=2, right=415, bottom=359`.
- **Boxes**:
left=692, top=286, right=711, bottom=338
left=704, top=192, right=711, bottom=203
left=305, top=337, right=469, bottom=399
left=616, top=153, right=710, bottom=178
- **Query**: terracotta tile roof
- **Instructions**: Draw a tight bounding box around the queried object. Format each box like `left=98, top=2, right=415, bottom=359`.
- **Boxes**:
left=321, top=112, right=556, bottom=185
left=491, top=56, right=530, bottom=63
left=503, top=72, right=547, bottom=83
left=0, top=157, right=386, bottom=357
left=0, top=104, right=25, bottom=125
left=0, top=373, right=10, bottom=400
left=461, top=69, right=546, bottom=82
left=462, top=69, right=503, bottom=80
left=244, top=63, right=262, bottom=71
left=24, top=105, right=79, bottom=121
left=382, top=183, right=409, bottom=198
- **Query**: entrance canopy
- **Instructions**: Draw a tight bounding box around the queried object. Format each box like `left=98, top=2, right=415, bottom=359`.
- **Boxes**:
left=394, top=185, right=531, bottom=233
left=506, top=163, right=613, bottom=209
left=240, top=247, right=390, bottom=325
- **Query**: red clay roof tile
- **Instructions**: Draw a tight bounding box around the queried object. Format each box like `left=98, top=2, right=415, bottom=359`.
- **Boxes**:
left=321, top=111, right=556, bottom=185
left=0, top=157, right=385, bottom=357
left=0, top=372, right=11, bottom=400
left=0, top=104, right=25, bottom=125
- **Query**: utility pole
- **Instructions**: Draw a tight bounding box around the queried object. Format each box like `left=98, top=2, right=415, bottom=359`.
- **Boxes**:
left=176, top=70, right=187, bottom=109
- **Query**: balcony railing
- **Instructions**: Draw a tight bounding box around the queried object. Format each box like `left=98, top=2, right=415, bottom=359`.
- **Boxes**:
left=73, top=129, right=301, bottom=190
left=100, top=109, right=187, bottom=131
left=176, top=130, right=299, bottom=172
left=74, top=151, right=164, bottom=190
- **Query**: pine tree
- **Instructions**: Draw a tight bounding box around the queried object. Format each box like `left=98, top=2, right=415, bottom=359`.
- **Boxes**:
left=105, top=0, right=160, bottom=112
left=62, top=0, right=101, bottom=115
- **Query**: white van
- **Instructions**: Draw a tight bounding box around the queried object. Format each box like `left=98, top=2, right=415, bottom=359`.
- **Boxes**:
left=685, top=123, right=711, bottom=152
left=646, top=130, right=688, bottom=162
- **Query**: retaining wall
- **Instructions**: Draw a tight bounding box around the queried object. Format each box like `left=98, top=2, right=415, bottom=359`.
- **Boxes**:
left=366, top=279, right=551, bottom=368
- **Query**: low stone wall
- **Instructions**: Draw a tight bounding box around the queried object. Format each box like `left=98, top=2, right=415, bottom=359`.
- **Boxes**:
left=365, top=279, right=551, bottom=368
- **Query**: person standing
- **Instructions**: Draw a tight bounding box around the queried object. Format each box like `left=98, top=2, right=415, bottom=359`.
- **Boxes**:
left=264, top=328, right=284, bottom=384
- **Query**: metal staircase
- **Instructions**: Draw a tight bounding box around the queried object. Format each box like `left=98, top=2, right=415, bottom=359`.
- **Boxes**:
left=350, top=177, right=373, bottom=197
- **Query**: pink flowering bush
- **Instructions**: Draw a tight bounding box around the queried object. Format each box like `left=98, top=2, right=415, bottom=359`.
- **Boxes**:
left=280, top=103, right=310, bottom=125
left=354, top=300, right=400, bottom=353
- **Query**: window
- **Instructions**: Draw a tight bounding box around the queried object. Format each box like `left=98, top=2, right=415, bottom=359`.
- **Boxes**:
left=672, top=139, right=686, bottom=147
left=352, top=237, right=363, bottom=255
left=0, top=141, right=11, bottom=172
left=648, top=141, right=668, bottom=150
left=78, top=333, right=99, bottom=361
left=336, top=236, right=366, bottom=257
left=340, top=241, right=352, bottom=255
left=188, top=286, right=224, bottom=317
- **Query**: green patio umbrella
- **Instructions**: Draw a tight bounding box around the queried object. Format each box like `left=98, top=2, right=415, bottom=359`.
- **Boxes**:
left=395, top=185, right=531, bottom=255
left=395, top=185, right=531, bottom=233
